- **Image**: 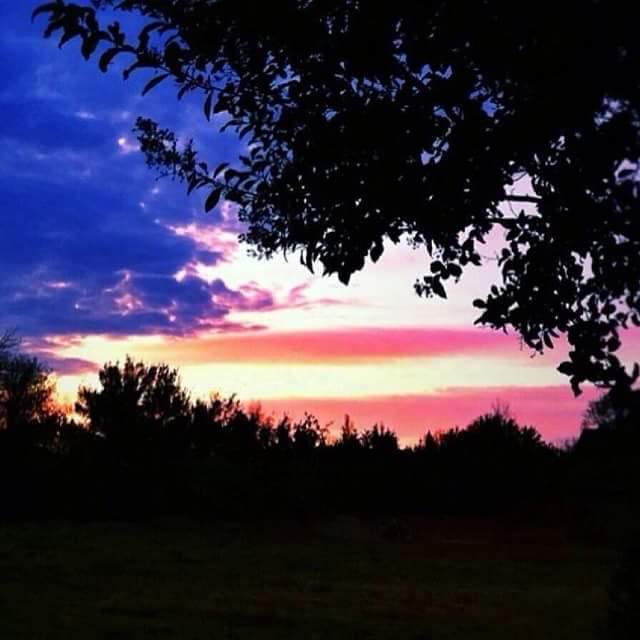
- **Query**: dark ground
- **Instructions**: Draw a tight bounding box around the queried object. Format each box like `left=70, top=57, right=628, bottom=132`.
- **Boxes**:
left=0, top=516, right=613, bottom=639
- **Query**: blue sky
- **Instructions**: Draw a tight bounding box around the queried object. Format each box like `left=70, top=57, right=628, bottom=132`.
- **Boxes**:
left=1, top=4, right=257, bottom=344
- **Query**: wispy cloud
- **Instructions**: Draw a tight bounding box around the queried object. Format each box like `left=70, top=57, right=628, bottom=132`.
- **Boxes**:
left=36, top=352, right=99, bottom=376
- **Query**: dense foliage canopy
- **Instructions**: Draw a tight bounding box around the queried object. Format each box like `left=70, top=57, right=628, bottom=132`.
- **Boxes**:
left=76, top=357, right=191, bottom=446
left=34, top=1, right=640, bottom=392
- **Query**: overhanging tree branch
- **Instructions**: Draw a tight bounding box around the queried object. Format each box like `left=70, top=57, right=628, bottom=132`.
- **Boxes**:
left=502, top=194, right=542, bottom=204
left=32, top=0, right=640, bottom=392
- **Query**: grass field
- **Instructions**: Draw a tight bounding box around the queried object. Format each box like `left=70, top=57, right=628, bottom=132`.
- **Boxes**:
left=0, top=517, right=613, bottom=639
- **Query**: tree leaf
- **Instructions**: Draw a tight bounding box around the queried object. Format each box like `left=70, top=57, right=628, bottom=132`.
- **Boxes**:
left=213, top=162, right=229, bottom=177
left=557, top=361, right=574, bottom=376
left=450, top=263, right=463, bottom=278
left=99, top=47, right=120, bottom=72
left=31, top=3, right=59, bottom=22
left=369, top=240, right=383, bottom=263
left=204, top=186, right=223, bottom=212
left=141, top=73, right=171, bottom=96
left=59, top=29, right=82, bottom=48
left=431, top=279, right=447, bottom=299
left=203, top=91, right=213, bottom=121
left=81, top=35, right=100, bottom=60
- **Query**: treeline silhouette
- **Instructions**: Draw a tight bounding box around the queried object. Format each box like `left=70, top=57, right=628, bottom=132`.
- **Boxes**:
left=1, top=341, right=639, bottom=529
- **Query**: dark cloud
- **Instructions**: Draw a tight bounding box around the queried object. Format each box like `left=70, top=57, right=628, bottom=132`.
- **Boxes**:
left=34, top=352, right=99, bottom=376
left=0, top=9, right=261, bottom=339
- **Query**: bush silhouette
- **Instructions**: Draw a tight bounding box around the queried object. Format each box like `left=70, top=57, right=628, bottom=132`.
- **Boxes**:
left=76, top=357, right=191, bottom=455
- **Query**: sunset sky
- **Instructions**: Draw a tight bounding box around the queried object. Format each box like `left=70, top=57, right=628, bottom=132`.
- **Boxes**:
left=2, top=4, right=636, bottom=443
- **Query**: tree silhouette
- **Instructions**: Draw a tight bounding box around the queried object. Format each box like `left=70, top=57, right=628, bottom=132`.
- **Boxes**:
left=0, top=349, right=69, bottom=464
left=189, top=394, right=241, bottom=457
left=571, top=384, right=640, bottom=511
left=427, top=406, right=557, bottom=508
left=337, top=415, right=360, bottom=452
left=360, top=424, right=399, bottom=455
left=577, top=387, right=640, bottom=640
left=573, top=384, right=640, bottom=468
left=582, top=384, right=640, bottom=435
left=273, top=416, right=293, bottom=453
left=0, top=354, right=59, bottom=432
left=76, top=357, right=191, bottom=452
left=0, top=330, right=20, bottom=400
left=292, top=413, right=326, bottom=453
left=0, top=330, right=19, bottom=358
left=34, top=1, right=640, bottom=391
left=0, top=350, right=629, bottom=520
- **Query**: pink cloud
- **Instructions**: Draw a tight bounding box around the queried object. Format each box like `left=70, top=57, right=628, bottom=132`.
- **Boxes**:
left=256, top=385, right=601, bottom=445
left=213, top=282, right=276, bottom=312
left=279, top=282, right=343, bottom=309
left=210, top=281, right=340, bottom=314
left=166, top=222, right=239, bottom=258
left=153, top=326, right=525, bottom=364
